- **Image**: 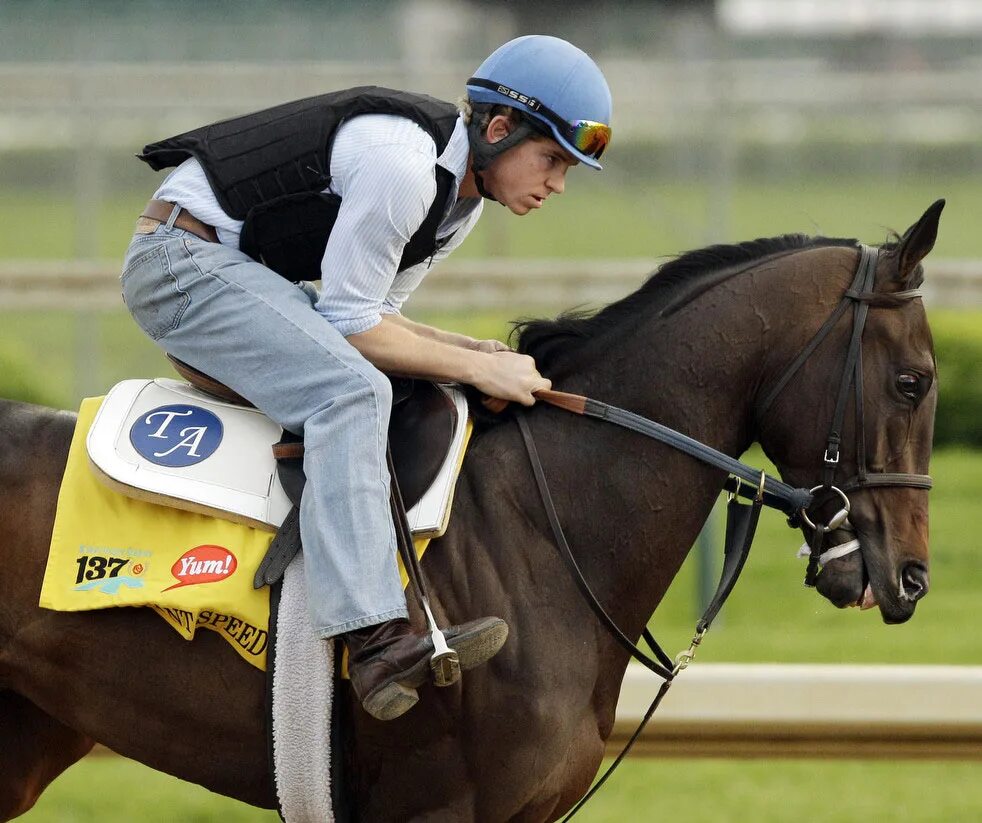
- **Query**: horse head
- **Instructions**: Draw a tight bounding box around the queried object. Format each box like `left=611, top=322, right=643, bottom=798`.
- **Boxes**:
left=756, top=200, right=942, bottom=624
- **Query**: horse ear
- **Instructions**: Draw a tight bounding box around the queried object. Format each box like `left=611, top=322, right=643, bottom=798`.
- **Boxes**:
left=894, top=198, right=945, bottom=284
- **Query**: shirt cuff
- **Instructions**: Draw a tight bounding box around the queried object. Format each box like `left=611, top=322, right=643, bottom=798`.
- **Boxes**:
left=319, top=311, right=382, bottom=337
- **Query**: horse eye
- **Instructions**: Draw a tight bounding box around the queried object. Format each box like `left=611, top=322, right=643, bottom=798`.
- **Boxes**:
left=896, top=373, right=922, bottom=400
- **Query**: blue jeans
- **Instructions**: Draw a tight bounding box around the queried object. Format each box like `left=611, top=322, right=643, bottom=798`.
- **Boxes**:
left=120, top=222, right=408, bottom=637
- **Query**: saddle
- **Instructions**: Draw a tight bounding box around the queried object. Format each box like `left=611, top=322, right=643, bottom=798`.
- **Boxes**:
left=167, top=355, right=456, bottom=513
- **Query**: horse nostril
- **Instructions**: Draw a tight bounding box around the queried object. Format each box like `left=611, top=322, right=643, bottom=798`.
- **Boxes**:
left=899, top=562, right=930, bottom=602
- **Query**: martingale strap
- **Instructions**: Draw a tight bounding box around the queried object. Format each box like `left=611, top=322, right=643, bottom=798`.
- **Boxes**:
left=516, top=412, right=765, bottom=821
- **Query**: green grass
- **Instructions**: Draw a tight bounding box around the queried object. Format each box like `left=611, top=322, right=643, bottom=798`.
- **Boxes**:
left=22, top=754, right=982, bottom=822
left=465, top=173, right=982, bottom=260
left=21, top=756, right=278, bottom=822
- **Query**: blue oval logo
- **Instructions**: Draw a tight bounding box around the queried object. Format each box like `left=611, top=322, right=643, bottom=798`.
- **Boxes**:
left=130, top=404, right=224, bottom=467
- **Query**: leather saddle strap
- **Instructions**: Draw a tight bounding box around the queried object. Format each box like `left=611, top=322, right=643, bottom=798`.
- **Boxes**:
left=253, top=506, right=302, bottom=589
left=386, top=446, right=430, bottom=611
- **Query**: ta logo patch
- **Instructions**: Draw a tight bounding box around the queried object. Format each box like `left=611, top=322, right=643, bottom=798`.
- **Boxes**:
left=130, top=404, right=224, bottom=467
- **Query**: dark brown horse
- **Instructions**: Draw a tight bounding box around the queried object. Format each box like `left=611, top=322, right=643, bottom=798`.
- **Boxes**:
left=0, top=202, right=941, bottom=821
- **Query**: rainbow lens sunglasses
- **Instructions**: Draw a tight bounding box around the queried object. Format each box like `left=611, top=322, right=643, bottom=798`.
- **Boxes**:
left=466, top=77, right=611, bottom=160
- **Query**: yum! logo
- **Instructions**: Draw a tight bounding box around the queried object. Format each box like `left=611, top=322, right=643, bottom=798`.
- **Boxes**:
left=129, top=404, right=224, bottom=467
left=163, top=545, right=238, bottom=592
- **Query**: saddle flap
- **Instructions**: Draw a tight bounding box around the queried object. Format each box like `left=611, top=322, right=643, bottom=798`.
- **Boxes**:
left=87, top=378, right=471, bottom=539
left=87, top=378, right=292, bottom=530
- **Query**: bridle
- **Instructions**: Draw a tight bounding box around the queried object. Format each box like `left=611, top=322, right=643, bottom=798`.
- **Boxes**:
left=755, top=243, right=932, bottom=585
left=512, top=242, right=933, bottom=819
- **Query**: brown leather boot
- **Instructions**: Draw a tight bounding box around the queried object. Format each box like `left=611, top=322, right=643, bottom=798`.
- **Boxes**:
left=345, top=616, right=508, bottom=721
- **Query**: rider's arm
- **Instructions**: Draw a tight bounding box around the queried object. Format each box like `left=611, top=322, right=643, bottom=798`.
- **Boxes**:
left=381, top=313, right=511, bottom=353
left=347, top=316, right=545, bottom=405
left=314, top=117, right=538, bottom=399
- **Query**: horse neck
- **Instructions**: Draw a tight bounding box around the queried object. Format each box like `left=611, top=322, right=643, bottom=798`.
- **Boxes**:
left=524, top=261, right=803, bottom=672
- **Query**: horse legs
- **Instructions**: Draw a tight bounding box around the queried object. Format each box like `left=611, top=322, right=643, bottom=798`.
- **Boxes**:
left=0, top=690, right=94, bottom=821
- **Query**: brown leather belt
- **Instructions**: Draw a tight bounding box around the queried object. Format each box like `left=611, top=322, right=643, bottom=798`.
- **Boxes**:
left=138, top=199, right=219, bottom=243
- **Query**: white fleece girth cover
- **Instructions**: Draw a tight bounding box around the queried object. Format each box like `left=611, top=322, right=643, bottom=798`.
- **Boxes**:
left=272, top=552, right=336, bottom=823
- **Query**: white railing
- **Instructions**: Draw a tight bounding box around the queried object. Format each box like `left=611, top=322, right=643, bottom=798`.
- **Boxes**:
left=612, top=663, right=982, bottom=758
left=0, top=258, right=978, bottom=311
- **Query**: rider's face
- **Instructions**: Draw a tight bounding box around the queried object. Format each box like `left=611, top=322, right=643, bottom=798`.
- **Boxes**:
left=481, top=115, right=578, bottom=215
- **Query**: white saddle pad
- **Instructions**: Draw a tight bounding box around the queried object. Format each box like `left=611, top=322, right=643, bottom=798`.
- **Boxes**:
left=87, top=378, right=470, bottom=537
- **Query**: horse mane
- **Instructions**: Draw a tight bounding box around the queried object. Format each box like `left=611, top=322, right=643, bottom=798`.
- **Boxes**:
left=513, top=234, right=861, bottom=371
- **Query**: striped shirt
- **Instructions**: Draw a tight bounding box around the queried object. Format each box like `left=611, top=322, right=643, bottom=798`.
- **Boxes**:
left=154, top=113, right=482, bottom=336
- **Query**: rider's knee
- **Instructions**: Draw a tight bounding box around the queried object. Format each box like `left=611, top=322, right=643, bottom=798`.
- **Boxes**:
left=305, top=364, right=392, bottom=433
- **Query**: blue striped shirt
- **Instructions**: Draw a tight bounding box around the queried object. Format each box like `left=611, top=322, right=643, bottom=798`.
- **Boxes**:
left=154, top=113, right=482, bottom=335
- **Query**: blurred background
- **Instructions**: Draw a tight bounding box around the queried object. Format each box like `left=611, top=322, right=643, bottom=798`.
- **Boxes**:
left=3, top=0, right=980, bottom=821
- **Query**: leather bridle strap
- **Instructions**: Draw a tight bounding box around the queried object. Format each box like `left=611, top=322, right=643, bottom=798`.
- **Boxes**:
left=822, top=244, right=878, bottom=486
left=753, top=243, right=933, bottom=585
left=756, top=244, right=932, bottom=495
left=516, top=413, right=676, bottom=681
left=516, top=410, right=765, bottom=821
left=532, top=389, right=813, bottom=516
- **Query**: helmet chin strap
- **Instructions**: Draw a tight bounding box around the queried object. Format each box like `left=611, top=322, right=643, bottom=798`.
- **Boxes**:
left=467, top=117, right=540, bottom=203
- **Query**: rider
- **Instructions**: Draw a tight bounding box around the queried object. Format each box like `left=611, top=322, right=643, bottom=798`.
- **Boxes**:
left=121, top=35, right=612, bottom=721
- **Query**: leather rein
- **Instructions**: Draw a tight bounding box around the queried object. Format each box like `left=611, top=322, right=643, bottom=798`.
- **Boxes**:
left=514, top=243, right=932, bottom=819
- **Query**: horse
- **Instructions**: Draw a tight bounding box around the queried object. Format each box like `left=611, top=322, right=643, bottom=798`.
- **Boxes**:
left=0, top=200, right=942, bottom=821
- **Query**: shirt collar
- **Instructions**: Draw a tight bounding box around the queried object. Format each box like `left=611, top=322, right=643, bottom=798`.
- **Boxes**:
left=435, top=115, right=471, bottom=182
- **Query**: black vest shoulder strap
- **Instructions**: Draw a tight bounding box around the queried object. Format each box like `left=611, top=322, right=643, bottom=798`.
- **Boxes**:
left=138, top=87, right=463, bottom=282
left=398, top=165, right=458, bottom=271
left=138, top=87, right=459, bottom=220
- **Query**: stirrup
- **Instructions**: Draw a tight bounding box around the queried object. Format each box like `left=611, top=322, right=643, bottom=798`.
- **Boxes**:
left=421, top=598, right=461, bottom=687
left=429, top=626, right=461, bottom=687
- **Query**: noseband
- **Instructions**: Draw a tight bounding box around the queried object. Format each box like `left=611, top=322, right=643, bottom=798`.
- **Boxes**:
left=756, top=244, right=932, bottom=585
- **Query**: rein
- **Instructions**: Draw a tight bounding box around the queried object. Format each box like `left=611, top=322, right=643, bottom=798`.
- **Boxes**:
left=513, top=243, right=932, bottom=819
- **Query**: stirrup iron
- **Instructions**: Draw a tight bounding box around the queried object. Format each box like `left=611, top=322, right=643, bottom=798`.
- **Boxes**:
left=422, top=599, right=460, bottom=687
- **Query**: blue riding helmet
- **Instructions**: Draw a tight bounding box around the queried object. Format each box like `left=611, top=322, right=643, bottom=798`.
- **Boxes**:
left=466, top=35, right=612, bottom=170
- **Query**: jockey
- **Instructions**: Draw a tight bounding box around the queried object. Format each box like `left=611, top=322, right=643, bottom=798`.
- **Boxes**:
left=122, top=34, right=612, bottom=721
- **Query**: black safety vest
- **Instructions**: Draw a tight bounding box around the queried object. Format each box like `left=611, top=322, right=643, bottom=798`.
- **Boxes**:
left=138, top=87, right=461, bottom=281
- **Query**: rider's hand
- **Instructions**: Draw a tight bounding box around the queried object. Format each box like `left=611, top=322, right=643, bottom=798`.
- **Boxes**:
left=471, top=338, right=512, bottom=354
left=473, top=350, right=551, bottom=407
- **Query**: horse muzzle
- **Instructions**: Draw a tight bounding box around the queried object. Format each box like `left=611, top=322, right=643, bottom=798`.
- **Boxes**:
left=812, top=530, right=929, bottom=624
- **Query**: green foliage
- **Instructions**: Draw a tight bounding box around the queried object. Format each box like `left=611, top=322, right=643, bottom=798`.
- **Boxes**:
left=932, top=310, right=982, bottom=447
left=0, top=341, right=61, bottom=408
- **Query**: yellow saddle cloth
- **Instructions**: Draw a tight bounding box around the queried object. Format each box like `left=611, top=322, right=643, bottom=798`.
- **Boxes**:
left=40, top=398, right=274, bottom=669
left=40, top=397, right=436, bottom=671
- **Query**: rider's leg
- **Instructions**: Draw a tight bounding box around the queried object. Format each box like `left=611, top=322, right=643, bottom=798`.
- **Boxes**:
left=121, top=225, right=507, bottom=720
left=0, top=691, right=94, bottom=821
left=122, top=226, right=407, bottom=629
